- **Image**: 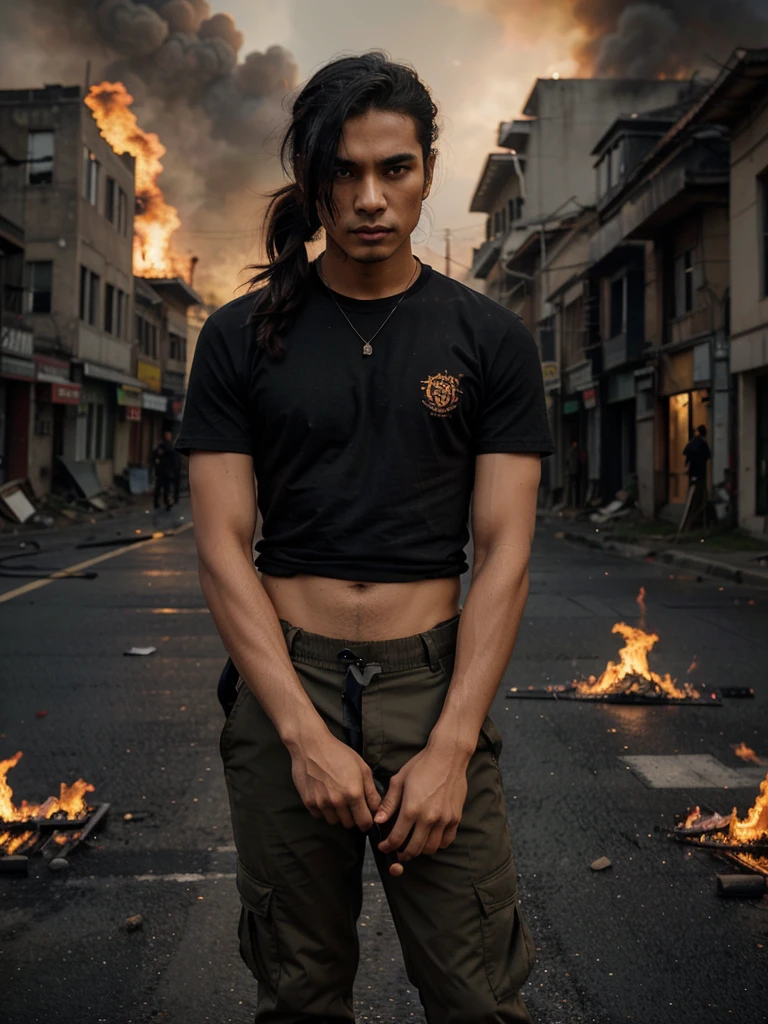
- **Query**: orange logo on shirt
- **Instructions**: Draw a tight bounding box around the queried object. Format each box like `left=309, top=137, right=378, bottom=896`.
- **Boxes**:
left=421, top=371, right=463, bottom=417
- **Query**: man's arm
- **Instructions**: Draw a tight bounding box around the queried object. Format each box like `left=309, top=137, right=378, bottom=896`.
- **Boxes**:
left=376, top=451, right=540, bottom=862
left=189, top=451, right=381, bottom=830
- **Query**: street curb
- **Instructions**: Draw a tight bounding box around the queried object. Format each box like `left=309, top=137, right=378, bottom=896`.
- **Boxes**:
left=561, top=528, right=768, bottom=589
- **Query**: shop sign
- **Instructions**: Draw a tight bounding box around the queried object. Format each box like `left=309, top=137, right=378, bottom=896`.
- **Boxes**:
left=125, top=405, right=142, bottom=422
left=582, top=387, right=597, bottom=410
left=1, top=324, right=33, bottom=358
left=137, top=360, right=162, bottom=393
left=565, top=361, right=593, bottom=394
left=563, top=399, right=580, bottom=416
left=117, top=386, right=142, bottom=407
left=142, top=391, right=169, bottom=413
left=52, top=382, right=81, bottom=405
left=541, top=361, right=560, bottom=393
left=0, top=353, right=36, bottom=380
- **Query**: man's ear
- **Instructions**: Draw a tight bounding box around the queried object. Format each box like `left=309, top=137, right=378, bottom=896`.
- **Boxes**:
left=423, top=149, right=437, bottom=199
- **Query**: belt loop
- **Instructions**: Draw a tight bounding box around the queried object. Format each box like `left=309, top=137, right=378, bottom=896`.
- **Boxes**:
left=284, top=625, right=302, bottom=656
left=420, top=630, right=440, bottom=672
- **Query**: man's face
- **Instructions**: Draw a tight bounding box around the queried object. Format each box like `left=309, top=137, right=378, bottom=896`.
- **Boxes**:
left=319, top=109, right=435, bottom=264
left=164, top=432, right=172, bottom=442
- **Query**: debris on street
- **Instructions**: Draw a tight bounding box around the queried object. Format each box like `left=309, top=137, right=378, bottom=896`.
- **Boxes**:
left=125, top=914, right=144, bottom=932
left=590, top=856, right=612, bottom=871
left=124, top=646, right=157, bottom=656
left=508, top=589, right=720, bottom=705
left=0, top=751, right=107, bottom=871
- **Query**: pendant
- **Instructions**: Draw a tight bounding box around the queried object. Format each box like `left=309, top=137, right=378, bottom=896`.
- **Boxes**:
left=362, top=342, right=373, bottom=356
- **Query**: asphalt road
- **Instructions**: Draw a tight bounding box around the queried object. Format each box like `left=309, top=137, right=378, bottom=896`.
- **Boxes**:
left=1, top=505, right=766, bottom=1024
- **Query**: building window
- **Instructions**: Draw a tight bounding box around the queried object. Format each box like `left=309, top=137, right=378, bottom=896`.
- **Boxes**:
left=82, top=149, right=100, bottom=207
left=516, top=196, right=524, bottom=220
left=79, top=265, right=88, bottom=320
left=27, top=130, right=54, bottom=185
left=116, top=288, right=124, bottom=338
left=674, top=249, right=694, bottom=316
left=485, top=217, right=492, bottom=241
left=609, top=275, right=625, bottom=337
left=169, top=332, right=186, bottom=364
left=760, top=175, right=768, bottom=298
left=88, top=271, right=100, bottom=326
left=26, top=260, right=52, bottom=313
left=104, top=283, right=115, bottom=334
left=151, top=323, right=158, bottom=359
left=105, top=177, right=116, bottom=224
left=117, top=188, right=128, bottom=235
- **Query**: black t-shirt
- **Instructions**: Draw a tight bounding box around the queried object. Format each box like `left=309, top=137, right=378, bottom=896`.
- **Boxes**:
left=177, top=262, right=553, bottom=582
left=683, top=435, right=711, bottom=479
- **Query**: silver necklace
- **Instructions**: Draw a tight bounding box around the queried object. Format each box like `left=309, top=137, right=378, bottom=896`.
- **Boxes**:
left=317, top=256, right=419, bottom=356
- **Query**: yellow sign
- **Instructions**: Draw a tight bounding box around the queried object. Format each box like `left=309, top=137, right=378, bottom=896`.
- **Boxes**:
left=137, top=360, right=162, bottom=393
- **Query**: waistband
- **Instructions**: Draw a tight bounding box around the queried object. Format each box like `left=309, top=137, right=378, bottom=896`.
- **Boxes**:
left=279, top=615, right=459, bottom=672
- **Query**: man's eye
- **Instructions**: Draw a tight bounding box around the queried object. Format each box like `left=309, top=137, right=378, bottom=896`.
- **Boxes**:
left=387, top=166, right=407, bottom=177
left=335, top=168, right=353, bottom=179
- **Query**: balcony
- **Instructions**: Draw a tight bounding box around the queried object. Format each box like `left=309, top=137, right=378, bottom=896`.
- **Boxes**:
left=471, top=238, right=502, bottom=280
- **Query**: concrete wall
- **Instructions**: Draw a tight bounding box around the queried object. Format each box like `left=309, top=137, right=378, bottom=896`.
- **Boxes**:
left=728, top=96, right=768, bottom=530
left=5, top=90, right=136, bottom=366
left=522, top=80, right=692, bottom=224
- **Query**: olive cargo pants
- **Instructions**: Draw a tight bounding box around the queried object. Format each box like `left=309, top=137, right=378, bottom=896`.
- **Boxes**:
left=220, top=617, right=535, bottom=1023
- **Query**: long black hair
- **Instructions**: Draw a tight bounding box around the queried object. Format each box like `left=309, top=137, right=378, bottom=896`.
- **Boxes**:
left=246, top=52, right=439, bottom=358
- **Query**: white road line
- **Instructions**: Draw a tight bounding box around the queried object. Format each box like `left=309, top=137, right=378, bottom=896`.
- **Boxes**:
left=0, top=522, right=194, bottom=605
left=65, top=871, right=236, bottom=886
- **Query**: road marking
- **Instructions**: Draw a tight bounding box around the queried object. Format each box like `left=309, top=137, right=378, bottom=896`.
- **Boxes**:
left=65, top=871, right=236, bottom=887
left=0, top=522, right=194, bottom=605
left=622, top=754, right=766, bottom=789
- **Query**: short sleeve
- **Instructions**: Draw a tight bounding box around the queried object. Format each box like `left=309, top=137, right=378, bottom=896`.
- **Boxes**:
left=475, top=318, right=554, bottom=456
left=176, top=315, right=252, bottom=457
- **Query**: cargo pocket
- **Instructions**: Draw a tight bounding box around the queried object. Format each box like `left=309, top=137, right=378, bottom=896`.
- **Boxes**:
left=473, top=856, right=535, bottom=1002
left=478, top=715, right=503, bottom=762
left=237, top=860, right=281, bottom=997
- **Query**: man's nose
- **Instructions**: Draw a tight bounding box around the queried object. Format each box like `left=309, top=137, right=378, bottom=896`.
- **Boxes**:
left=355, top=172, right=386, bottom=215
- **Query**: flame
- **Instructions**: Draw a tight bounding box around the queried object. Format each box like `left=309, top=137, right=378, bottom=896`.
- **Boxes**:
left=574, top=622, right=700, bottom=699
left=636, top=586, right=646, bottom=630
left=729, top=773, right=768, bottom=845
left=0, top=751, right=94, bottom=825
left=731, top=742, right=762, bottom=765
left=84, top=82, right=183, bottom=278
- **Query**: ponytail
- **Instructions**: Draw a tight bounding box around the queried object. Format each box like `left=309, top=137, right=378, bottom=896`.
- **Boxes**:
left=246, top=184, right=320, bottom=358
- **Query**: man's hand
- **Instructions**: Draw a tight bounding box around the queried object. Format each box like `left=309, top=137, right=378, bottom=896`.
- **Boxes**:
left=289, top=728, right=381, bottom=832
left=374, top=737, right=471, bottom=871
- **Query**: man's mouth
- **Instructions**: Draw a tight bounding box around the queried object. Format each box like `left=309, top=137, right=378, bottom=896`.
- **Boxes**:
left=352, top=226, right=393, bottom=242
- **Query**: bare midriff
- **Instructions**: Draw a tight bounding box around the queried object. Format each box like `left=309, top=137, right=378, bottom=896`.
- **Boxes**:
left=261, top=574, right=461, bottom=641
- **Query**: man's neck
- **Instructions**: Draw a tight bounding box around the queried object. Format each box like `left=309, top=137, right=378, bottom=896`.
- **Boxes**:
left=319, top=238, right=419, bottom=300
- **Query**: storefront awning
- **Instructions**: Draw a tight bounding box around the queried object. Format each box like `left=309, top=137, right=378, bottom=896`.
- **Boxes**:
left=81, top=361, right=146, bottom=390
left=0, top=353, right=36, bottom=381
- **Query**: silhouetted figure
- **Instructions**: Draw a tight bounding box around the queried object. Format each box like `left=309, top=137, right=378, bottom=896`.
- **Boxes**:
left=152, top=431, right=176, bottom=511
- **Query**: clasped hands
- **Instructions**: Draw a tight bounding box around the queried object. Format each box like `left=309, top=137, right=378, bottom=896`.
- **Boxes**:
left=289, top=728, right=471, bottom=877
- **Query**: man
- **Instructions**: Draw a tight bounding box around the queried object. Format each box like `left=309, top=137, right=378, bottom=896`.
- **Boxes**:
left=152, top=430, right=176, bottom=511
left=683, top=424, right=711, bottom=528
left=565, top=440, right=580, bottom=507
left=178, top=52, right=552, bottom=1024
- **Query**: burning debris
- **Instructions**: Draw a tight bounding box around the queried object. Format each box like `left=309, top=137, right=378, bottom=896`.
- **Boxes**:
left=508, top=588, right=719, bottom=705
left=670, top=763, right=768, bottom=878
left=0, top=751, right=108, bottom=872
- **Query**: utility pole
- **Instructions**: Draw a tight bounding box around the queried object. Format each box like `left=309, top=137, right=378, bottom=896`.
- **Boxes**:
left=444, top=227, right=451, bottom=279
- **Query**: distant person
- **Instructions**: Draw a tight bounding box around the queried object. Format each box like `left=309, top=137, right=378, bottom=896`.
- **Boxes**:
left=178, top=52, right=551, bottom=1023
left=683, top=425, right=711, bottom=484
left=152, top=431, right=175, bottom=511
left=566, top=440, right=580, bottom=507
left=683, top=424, right=711, bottom=527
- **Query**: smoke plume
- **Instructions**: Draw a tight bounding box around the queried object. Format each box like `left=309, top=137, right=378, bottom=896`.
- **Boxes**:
left=0, top=0, right=298, bottom=303
left=448, top=0, right=768, bottom=79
